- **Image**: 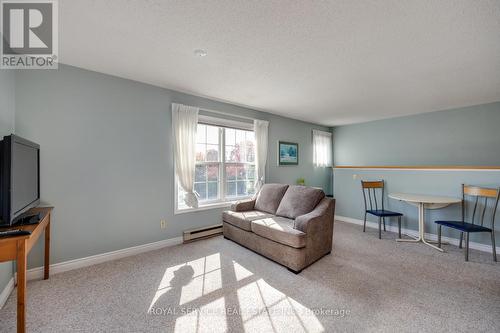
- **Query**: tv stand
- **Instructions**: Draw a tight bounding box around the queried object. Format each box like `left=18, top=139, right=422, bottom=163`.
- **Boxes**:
left=0, top=206, right=52, bottom=333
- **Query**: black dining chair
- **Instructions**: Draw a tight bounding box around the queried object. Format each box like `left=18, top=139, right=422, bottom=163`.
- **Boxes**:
left=435, top=184, right=499, bottom=262
left=361, top=180, right=402, bottom=239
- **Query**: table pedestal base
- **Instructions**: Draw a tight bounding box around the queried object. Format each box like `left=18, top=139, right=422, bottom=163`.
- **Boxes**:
left=396, top=202, right=445, bottom=252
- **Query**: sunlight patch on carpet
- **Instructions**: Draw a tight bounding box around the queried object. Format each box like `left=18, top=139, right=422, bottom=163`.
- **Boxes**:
left=174, top=297, right=227, bottom=333
left=233, top=260, right=254, bottom=281
left=237, top=278, right=324, bottom=333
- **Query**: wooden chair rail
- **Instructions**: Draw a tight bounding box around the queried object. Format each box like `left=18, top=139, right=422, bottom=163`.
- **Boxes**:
left=333, top=165, right=500, bottom=170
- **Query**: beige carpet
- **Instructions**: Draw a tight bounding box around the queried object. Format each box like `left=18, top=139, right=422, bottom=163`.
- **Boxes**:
left=0, top=221, right=499, bottom=332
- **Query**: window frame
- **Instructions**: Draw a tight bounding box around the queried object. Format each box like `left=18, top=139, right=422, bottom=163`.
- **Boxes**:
left=174, top=116, right=256, bottom=214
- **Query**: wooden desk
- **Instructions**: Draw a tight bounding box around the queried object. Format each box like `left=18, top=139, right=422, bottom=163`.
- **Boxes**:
left=0, top=207, right=52, bottom=333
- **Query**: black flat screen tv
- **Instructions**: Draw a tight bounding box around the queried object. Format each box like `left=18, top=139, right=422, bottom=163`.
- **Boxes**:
left=0, top=134, right=40, bottom=226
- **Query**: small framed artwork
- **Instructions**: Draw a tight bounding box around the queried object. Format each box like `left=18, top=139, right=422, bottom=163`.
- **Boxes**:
left=278, top=141, right=299, bottom=166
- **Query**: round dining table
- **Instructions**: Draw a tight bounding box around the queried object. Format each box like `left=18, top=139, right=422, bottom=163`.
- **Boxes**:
left=389, top=193, right=461, bottom=251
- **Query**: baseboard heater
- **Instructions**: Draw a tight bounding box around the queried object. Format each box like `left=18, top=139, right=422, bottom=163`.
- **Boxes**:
left=183, top=224, right=223, bottom=243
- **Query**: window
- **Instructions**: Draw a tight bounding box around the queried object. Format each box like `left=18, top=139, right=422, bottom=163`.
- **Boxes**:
left=177, top=121, right=256, bottom=211
left=312, top=129, right=332, bottom=167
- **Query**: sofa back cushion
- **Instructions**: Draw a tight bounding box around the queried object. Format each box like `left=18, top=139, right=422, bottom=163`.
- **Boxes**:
left=254, top=183, right=289, bottom=214
left=276, top=185, right=325, bottom=219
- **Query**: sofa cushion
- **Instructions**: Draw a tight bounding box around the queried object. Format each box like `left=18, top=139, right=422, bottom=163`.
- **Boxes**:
left=254, top=183, right=289, bottom=214
left=251, top=216, right=306, bottom=248
left=223, top=210, right=273, bottom=231
left=275, top=185, right=325, bottom=219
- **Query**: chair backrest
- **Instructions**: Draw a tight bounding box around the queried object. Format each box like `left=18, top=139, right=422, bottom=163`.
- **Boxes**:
left=361, top=180, right=385, bottom=211
left=461, top=184, right=500, bottom=230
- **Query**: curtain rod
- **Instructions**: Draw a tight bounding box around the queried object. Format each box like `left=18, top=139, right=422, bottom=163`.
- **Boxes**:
left=199, top=107, right=261, bottom=122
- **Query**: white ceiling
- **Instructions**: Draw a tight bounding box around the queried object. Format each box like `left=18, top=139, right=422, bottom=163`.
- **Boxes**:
left=60, top=0, right=500, bottom=126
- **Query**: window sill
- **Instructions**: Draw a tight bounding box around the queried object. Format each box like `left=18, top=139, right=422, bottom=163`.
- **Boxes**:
left=174, top=198, right=251, bottom=215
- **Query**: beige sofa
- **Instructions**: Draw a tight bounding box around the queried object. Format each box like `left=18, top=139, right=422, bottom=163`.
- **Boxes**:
left=222, top=184, right=335, bottom=273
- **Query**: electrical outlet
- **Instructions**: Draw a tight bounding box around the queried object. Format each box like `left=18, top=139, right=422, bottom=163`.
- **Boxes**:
left=160, top=219, right=167, bottom=229
left=353, top=174, right=358, bottom=180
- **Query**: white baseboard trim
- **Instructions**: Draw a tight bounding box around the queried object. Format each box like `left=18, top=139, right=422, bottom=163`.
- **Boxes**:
left=1, top=236, right=183, bottom=309
left=22, top=236, right=183, bottom=281
left=0, top=277, right=14, bottom=310
left=335, top=215, right=499, bottom=254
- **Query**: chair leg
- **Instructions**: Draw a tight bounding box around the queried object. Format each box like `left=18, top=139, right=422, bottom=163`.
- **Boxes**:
left=363, top=212, right=367, bottom=232
left=437, top=225, right=442, bottom=248
left=465, top=232, right=469, bottom=262
left=459, top=232, right=463, bottom=249
left=383, top=217, right=386, bottom=231
left=491, top=231, right=497, bottom=262
left=378, top=217, right=381, bottom=239
left=398, top=216, right=401, bottom=239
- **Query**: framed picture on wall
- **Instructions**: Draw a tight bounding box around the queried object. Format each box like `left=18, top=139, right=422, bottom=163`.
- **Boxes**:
left=278, top=141, right=299, bottom=165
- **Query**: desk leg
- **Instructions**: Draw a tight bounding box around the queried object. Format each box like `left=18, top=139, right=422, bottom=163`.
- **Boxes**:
left=44, top=216, right=50, bottom=280
left=17, top=239, right=27, bottom=333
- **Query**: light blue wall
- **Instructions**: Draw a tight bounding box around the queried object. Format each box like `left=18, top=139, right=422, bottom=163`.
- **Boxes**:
left=0, top=70, right=15, bottom=293
left=13, top=64, right=331, bottom=272
left=334, top=102, right=500, bottom=166
left=333, top=102, right=500, bottom=246
left=0, top=71, right=15, bottom=137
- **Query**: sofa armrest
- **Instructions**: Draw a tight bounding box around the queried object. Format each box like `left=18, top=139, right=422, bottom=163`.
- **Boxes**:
left=230, top=198, right=256, bottom=212
left=294, top=198, right=334, bottom=233
left=295, top=197, right=335, bottom=266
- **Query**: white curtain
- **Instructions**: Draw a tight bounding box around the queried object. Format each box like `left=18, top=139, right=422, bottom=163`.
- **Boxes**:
left=254, top=119, right=269, bottom=191
left=172, top=103, right=199, bottom=208
left=313, top=129, right=332, bottom=167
